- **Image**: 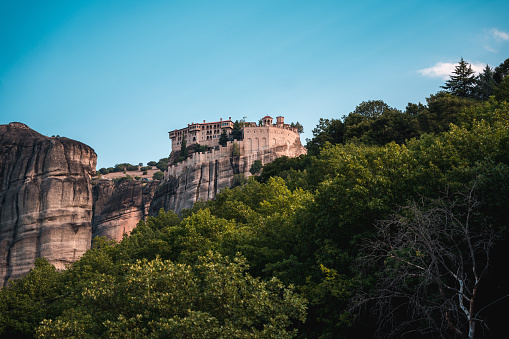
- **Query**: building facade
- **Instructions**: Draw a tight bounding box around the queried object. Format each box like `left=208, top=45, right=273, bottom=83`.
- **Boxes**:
left=168, top=116, right=298, bottom=152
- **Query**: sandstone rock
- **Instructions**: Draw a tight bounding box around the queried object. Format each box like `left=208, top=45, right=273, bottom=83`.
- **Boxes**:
left=0, top=122, right=96, bottom=285
left=92, top=179, right=159, bottom=241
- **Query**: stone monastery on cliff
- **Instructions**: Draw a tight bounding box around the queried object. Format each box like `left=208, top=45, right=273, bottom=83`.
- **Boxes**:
left=168, top=115, right=299, bottom=153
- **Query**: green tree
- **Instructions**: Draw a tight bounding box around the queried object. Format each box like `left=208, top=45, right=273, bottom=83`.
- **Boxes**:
left=152, top=171, right=164, bottom=181
left=493, top=57, right=509, bottom=84
left=306, top=118, right=345, bottom=155
left=231, top=142, right=240, bottom=157
left=351, top=100, right=392, bottom=119
left=155, top=157, right=169, bottom=171
left=36, top=253, right=306, bottom=339
left=218, top=130, right=228, bottom=147
left=441, top=58, right=476, bottom=98
left=494, top=75, right=509, bottom=102
left=249, top=160, right=263, bottom=175
left=473, top=64, right=496, bottom=101
left=180, top=138, right=188, bottom=159
left=290, top=122, right=304, bottom=133
left=230, top=120, right=243, bottom=141
left=0, top=258, right=65, bottom=338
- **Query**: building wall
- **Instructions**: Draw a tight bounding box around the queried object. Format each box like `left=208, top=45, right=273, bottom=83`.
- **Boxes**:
left=168, top=116, right=298, bottom=153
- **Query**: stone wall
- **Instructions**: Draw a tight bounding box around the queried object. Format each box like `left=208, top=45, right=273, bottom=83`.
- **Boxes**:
left=154, top=134, right=306, bottom=214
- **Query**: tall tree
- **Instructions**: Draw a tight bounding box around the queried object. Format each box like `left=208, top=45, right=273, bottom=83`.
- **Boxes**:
left=218, top=129, right=228, bottom=147
left=230, top=120, right=243, bottom=140
left=441, top=58, right=476, bottom=98
left=180, top=138, right=188, bottom=159
left=473, top=64, right=496, bottom=101
left=493, top=57, right=509, bottom=84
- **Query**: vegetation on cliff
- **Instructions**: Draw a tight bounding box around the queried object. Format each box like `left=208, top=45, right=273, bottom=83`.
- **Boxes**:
left=1, top=57, right=509, bottom=338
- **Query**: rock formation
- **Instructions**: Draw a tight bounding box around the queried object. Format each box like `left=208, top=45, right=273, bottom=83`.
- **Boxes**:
left=0, top=122, right=96, bottom=284
left=151, top=139, right=306, bottom=214
left=92, top=179, right=159, bottom=241
left=0, top=119, right=306, bottom=284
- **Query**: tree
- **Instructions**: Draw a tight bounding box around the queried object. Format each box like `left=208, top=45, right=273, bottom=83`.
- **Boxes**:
left=250, top=160, right=263, bottom=175
left=354, top=191, right=499, bottom=338
left=231, top=142, right=240, bottom=157
left=441, top=58, right=477, bottom=98
left=306, top=118, right=345, bottom=155
left=493, top=57, right=509, bottom=84
left=473, top=65, right=496, bottom=101
left=494, top=75, right=509, bottom=102
left=230, top=120, right=243, bottom=141
left=35, top=253, right=307, bottom=338
left=290, top=122, right=304, bottom=134
left=352, top=100, right=392, bottom=119
left=152, top=171, right=164, bottom=181
left=180, top=138, right=188, bottom=159
left=155, top=157, right=169, bottom=171
left=0, top=258, right=65, bottom=338
left=218, top=130, right=228, bottom=147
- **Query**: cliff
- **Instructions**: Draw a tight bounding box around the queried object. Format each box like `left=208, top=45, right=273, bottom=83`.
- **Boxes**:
left=151, top=138, right=306, bottom=214
left=0, top=122, right=96, bottom=284
left=92, top=179, right=159, bottom=241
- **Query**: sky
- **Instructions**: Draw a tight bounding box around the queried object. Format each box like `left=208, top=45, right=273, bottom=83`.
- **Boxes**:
left=1, top=0, right=509, bottom=169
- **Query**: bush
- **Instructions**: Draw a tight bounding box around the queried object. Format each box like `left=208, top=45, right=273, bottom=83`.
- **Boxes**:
left=143, top=171, right=148, bottom=175
left=147, top=161, right=157, bottom=166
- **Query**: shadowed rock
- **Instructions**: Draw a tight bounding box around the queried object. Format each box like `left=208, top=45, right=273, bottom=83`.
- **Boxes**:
left=92, top=179, right=159, bottom=241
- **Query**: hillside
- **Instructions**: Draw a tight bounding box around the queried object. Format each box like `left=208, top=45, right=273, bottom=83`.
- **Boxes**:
left=1, top=57, right=509, bottom=338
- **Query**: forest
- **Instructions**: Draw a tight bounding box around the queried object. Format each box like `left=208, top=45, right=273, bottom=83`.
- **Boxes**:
left=1, top=57, right=508, bottom=338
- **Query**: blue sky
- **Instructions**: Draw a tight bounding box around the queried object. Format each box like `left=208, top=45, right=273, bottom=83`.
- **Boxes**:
left=1, top=0, right=508, bottom=169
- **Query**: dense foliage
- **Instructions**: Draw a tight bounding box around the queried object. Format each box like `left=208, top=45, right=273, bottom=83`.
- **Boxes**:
left=2, top=57, right=509, bottom=338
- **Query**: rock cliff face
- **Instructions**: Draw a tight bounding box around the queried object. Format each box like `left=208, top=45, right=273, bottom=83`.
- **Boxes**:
left=92, top=180, right=159, bottom=241
left=0, top=122, right=96, bottom=284
left=151, top=141, right=306, bottom=214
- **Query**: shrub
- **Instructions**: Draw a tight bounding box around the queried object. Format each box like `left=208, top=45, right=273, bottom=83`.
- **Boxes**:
left=113, top=175, right=134, bottom=186
left=232, top=143, right=240, bottom=157
left=195, top=144, right=208, bottom=152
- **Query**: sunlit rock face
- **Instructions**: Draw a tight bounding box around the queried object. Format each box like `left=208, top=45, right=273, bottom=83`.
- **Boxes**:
left=92, top=179, right=159, bottom=241
left=151, top=139, right=307, bottom=215
left=0, top=122, right=96, bottom=285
